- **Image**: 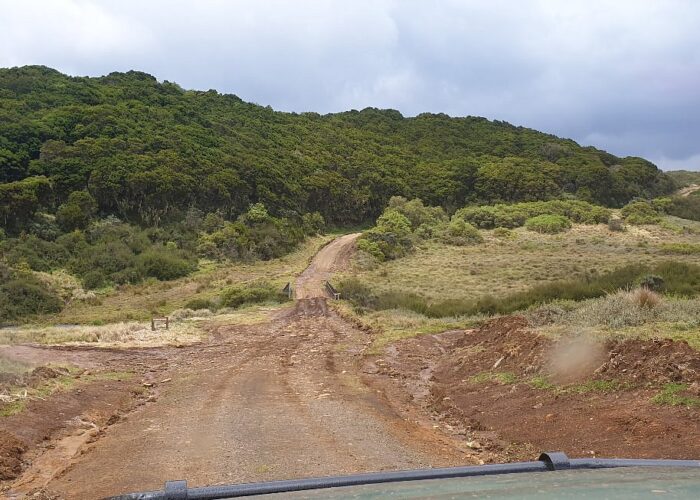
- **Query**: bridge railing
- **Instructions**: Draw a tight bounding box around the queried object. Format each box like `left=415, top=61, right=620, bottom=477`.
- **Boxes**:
left=325, top=281, right=340, bottom=300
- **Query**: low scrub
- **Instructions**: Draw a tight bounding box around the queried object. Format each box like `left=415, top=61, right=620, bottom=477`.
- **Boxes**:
left=439, top=218, right=483, bottom=245
left=666, top=196, right=700, bottom=222
left=621, top=200, right=663, bottom=225
left=343, top=261, right=700, bottom=318
left=454, top=199, right=610, bottom=229
left=525, top=214, right=571, bottom=234
left=0, top=272, right=63, bottom=322
left=660, top=243, right=700, bottom=255
left=184, top=298, right=218, bottom=311
left=220, top=281, right=287, bottom=308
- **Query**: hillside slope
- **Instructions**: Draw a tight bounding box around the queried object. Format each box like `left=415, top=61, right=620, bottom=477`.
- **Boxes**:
left=0, top=65, right=674, bottom=230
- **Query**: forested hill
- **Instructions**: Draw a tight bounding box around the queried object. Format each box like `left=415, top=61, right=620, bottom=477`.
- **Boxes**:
left=0, top=65, right=674, bottom=230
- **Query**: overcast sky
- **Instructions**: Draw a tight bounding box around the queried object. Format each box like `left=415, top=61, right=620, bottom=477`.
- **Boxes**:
left=1, top=0, right=699, bottom=170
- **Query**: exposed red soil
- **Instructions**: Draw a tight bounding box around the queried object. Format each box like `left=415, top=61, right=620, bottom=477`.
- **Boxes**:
left=366, top=316, right=700, bottom=462
left=0, top=347, right=174, bottom=488
left=0, top=431, right=26, bottom=481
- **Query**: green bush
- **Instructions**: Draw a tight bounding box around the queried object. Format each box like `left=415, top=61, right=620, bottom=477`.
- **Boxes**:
left=440, top=218, right=483, bottom=245
left=361, top=209, right=413, bottom=261
left=455, top=200, right=610, bottom=229
left=301, top=212, right=325, bottom=235
left=356, top=239, right=385, bottom=261
left=525, top=214, right=572, bottom=234
left=666, top=196, right=700, bottom=222
left=621, top=200, right=662, bottom=224
left=82, top=270, right=107, bottom=290
left=220, top=281, right=286, bottom=308
left=137, top=249, right=195, bottom=281
left=56, top=191, right=98, bottom=231
left=185, top=298, right=217, bottom=311
left=386, top=197, right=447, bottom=230
left=0, top=276, right=63, bottom=321
left=337, top=278, right=378, bottom=309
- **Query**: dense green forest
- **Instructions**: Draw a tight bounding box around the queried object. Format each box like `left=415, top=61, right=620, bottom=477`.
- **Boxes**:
left=0, top=65, right=676, bottom=230
left=0, top=65, right=688, bottom=320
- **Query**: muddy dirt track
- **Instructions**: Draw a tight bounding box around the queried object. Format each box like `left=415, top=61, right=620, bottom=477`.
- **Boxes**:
left=1, top=233, right=467, bottom=499
left=2, top=234, right=700, bottom=498
left=294, top=233, right=360, bottom=299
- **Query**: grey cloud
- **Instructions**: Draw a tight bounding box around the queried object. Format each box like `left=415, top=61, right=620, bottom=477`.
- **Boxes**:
left=0, top=0, right=699, bottom=169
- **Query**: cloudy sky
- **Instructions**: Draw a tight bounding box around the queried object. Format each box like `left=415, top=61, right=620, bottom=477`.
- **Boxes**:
left=1, top=0, right=699, bottom=170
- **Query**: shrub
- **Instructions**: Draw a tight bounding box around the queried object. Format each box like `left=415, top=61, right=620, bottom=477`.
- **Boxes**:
left=455, top=200, right=609, bottom=229
left=632, top=288, right=661, bottom=309
left=525, top=214, right=571, bottom=234
left=666, top=196, right=700, bottom=222
left=56, top=191, right=98, bottom=231
left=638, top=275, right=664, bottom=292
left=0, top=277, right=63, bottom=321
left=220, top=281, right=285, bottom=308
left=356, top=239, right=385, bottom=261
left=386, top=197, right=447, bottom=230
left=184, top=298, right=217, bottom=311
left=361, top=209, right=413, bottom=261
left=440, top=218, right=483, bottom=245
left=621, top=200, right=662, bottom=224
left=493, top=227, right=516, bottom=239
left=337, top=278, right=377, bottom=309
left=607, top=217, right=625, bottom=232
left=137, top=249, right=195, bottom=281
left=82, top=270, right=107, bottom=290
left=301, top=212, right=325, bottom=235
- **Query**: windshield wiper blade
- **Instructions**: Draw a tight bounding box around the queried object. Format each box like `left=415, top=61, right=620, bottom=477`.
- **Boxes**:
left=108, top=451, right=700, bottom=500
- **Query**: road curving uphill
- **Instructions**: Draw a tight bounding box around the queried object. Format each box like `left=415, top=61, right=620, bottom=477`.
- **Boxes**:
left=294, top=233, right=360, bottom=299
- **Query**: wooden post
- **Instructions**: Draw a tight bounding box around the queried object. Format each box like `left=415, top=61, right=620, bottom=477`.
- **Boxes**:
left=151, top=318, right=155, bottom=331
left=165, top=317, right=169, bottom=329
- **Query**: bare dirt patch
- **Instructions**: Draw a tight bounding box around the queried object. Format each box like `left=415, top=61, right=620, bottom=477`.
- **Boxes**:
left=366, top=316, right=700, bottom=462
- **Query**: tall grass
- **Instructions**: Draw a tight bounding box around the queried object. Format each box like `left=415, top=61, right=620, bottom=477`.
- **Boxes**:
left=340, top=261, right=700, bottom=318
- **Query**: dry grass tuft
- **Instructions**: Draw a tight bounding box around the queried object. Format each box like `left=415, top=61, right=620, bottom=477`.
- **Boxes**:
left=632, top=288, right=661, bottom=309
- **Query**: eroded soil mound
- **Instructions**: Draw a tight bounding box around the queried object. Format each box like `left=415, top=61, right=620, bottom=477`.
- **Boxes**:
left=369, top=315, right=700, bottom=461
left=0, top=431, right=26, bottom=480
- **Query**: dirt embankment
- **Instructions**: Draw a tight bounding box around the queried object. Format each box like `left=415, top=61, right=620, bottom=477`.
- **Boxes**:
left=366, top=316, right=700, bottom=462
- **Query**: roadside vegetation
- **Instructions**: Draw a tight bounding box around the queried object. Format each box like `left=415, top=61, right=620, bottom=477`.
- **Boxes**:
left=339, top=196, right=700, bottom=351
left=1, top=66, right=694, bottom=328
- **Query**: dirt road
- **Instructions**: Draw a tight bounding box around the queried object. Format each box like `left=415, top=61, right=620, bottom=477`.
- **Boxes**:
left=3, top=234, right=466, bottom=498
left=678, top=184, right=700, bottom=197
left=294, top=233, right=360, bottom=299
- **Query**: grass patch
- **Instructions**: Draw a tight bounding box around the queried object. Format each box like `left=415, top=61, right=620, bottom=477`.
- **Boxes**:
left=660, top=243, right=700, bottom=255
left=651, top=383, right=700, bottom=407
left=528, top=375, right=556, bottom=390
left=342, top=261, right=700, bottom=319
left=568, top=379, right=626, bottom=394
left=220, top=281, right=288, bottom=308
left=1, top=368, right=134, bottom=417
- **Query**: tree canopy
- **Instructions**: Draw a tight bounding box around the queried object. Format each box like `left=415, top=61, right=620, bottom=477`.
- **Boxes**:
left=0, top=65, right=675, bottom=233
